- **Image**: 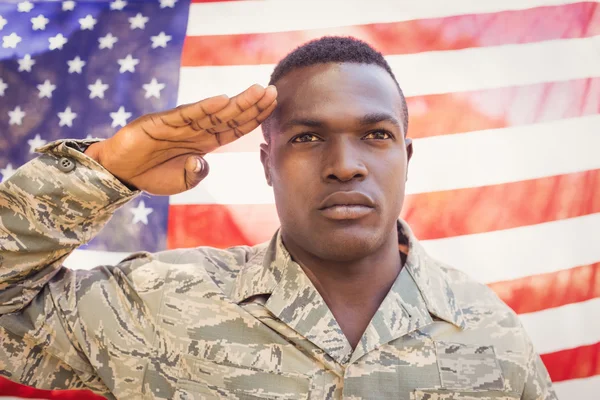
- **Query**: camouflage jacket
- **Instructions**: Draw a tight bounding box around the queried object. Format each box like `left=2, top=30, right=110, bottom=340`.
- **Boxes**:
left=0, top=140, right=557, bottom=400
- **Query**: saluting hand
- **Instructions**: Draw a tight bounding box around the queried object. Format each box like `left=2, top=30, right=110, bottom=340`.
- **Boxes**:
left=85, top=84, right=277, bottom=195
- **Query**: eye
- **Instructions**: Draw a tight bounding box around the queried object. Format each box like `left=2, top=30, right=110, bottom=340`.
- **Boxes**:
left=291, top=133, right=322, bottom=143
left=363, top=130, right=393, bottom=140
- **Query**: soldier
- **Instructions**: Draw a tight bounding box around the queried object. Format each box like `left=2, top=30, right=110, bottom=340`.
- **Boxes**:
left=0, top=37, right=556, bottom=399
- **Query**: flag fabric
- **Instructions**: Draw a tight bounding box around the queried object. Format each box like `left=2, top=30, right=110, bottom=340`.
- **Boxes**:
left=1, top=0, right=599, bottom=399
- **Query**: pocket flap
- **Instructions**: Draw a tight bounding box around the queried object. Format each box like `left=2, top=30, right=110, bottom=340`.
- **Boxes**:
left=435, top=342, right=505, bottom=391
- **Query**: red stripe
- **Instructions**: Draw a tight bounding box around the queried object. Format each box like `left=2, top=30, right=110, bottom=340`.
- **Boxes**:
left=0, top=376, right=102, bottom=399
left=490, top=263, right=600, bottom=315
left=214, top=77, right=600, bottom=153
left=182, top=2, right=600, bottom=66
left=167, top=170, right=600, bottom=248
left=542, top=342, right=600, bottom=382
left=403, top=169, right=600, bottom=240
left=405, top=78, right=600, bottom=140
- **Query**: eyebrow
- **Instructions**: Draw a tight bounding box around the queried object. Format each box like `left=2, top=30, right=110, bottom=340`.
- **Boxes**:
left=282, top=113, right=402, bottom=131
left=281, top=118, right=324, bottom=131
left=359, top=113, right=402, bottom=130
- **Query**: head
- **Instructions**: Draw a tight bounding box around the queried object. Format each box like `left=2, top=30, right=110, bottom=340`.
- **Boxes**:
left=260, top=36, right=413, bottom=263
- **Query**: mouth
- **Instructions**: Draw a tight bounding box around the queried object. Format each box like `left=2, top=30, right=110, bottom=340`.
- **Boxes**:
left=318, top=191, right=375, bottom=220
left=319, top=204, right=374, bottom=220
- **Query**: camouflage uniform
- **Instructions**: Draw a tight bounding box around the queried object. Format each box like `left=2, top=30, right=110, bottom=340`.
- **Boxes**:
left=0, top=140, right=557, bottom=399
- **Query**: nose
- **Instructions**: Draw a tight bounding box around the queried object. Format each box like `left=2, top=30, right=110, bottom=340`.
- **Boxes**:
left=322, top=138, right=368, bottom=183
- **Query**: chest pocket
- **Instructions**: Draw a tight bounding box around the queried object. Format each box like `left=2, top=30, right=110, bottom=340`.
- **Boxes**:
left=175, top=355, right=310, bottom=400
left=412, top=342, right=519, bottom=399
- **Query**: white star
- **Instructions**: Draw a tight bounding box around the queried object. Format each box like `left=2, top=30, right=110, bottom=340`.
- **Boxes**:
left=150, top=32, right=171, bottom=49
left=0, top=15, right=7, bottom=31
left=110, top=0, right=127, bottom=10
left=88, top=79, right=109, bottom=99
left=117, top=54, right=139, bottom=73
left=8, top=106, right=25, bottom=126
left=128, top=13, right=148, bottom=30
left=110, top=106, right=132, bottom=128
left=58, top=106, right=77, bottom=127
left=0, top=164, right=16, bottom=182
left=31, top=14, right=49, bottom=30
left=0, top=78, right=7, bottom=96
left=85, top=134, right=100, bottom=140
left=67, top=56, right=86, bottom=73
left=98, top=33, right=118, bottom=49
left=3, top=33, right=21, bottom=49
left=37, top=79, right=56, bottom=99
left=159, top=0, right=177, bottom=8
left=17, top=1, right=34, bottom=13
left=27, top=134, right=47, bottom=153
left=142, top=78, right=165, bottom=99
left=48, top=33, right=68, bottom=50
left=17, top=54, right=35, bottom=72
left=62, top=1, right=76, bottom=11
left=130, top=200, right=153, bottom=225
left=79, top=14, right=97, bottom=30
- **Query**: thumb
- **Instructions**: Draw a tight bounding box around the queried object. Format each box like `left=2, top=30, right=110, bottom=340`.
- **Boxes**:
left=183, top=156, right=209, bottom=190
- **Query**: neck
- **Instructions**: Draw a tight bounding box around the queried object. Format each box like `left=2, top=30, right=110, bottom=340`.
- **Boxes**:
left=281, top=227, right=403, bottom=348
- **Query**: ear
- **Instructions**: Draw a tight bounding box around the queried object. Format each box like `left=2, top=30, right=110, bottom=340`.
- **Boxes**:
left=405, top=137, right=413, bottom=180
left=260, top=142, right=273, bottom=187
left=405, top=137, right=413, bottom=161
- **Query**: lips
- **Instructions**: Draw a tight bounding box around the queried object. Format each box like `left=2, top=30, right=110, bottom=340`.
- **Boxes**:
left=318, top=191, right=376, bottom=210
left=318, top=192, right=376, bottom=220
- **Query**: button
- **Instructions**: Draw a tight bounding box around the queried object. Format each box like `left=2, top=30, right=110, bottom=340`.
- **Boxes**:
left=57, top=157, right=76, bottom=172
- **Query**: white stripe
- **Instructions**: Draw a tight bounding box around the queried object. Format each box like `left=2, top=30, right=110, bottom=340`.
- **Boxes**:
left=64, top=249, right=130, bottom=270
left=554, top=375, right=600, bottom=400
left=187, top=0, right=592, bottom=36
left=519, top=298, right=600, bottom=354
left=169, top=115, right=600, bottom=205
left=177, top=35, right=600, bottom=104
left=423, top=213, right=600, bottom=283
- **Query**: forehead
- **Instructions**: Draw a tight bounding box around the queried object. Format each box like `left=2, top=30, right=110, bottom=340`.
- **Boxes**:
left=274, top=63, right=403, bottom=126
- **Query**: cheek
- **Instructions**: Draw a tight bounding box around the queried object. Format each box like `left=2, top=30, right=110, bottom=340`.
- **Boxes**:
left=372, top=156, right=407, bottom=203
left=271, top=154, right=317, bottom=204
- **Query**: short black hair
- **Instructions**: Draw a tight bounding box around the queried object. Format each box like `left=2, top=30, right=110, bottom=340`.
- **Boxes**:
left=262, top=36, right=409, bottom=141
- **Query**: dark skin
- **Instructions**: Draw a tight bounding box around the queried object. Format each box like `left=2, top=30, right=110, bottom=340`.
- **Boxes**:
left=260, top=63, right=413, bottom=348
left=85, top=62, right=412, bottom=349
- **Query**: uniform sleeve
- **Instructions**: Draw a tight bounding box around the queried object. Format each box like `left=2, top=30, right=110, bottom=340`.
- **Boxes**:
left=0, top=139, right=137, bottom=314
left=521, top=336, right=558, bottom=400
left=0, top=139, right=138, bottom=392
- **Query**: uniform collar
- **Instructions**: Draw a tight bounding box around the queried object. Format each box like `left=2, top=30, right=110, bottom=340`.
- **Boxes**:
left=231, top=219, right=465, bottom=365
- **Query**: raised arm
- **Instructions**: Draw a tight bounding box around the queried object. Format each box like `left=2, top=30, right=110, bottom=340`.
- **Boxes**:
left=0, top=84, right=277, bottom=394
left=0, top=83, right=276, bottom=313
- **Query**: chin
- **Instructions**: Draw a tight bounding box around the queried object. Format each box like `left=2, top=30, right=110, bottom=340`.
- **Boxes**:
left=311, top=228, right=384, bottom=262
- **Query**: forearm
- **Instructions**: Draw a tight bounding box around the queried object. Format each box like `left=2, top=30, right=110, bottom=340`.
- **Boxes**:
left=0, top=139, right=138, bottom=314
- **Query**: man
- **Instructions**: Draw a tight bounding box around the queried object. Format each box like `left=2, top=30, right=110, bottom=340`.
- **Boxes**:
left=0, top=37, right=555, bottom=399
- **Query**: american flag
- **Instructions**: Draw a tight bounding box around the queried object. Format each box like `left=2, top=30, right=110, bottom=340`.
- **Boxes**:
left=0, top=0, right=598, bottom=398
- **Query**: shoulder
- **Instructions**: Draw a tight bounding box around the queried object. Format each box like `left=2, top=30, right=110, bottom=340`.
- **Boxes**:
left=432, top=261, right=531, bottom=354
left=438, top=263, right=521, bottom=328
left=113, top=242, right=269, bottom=292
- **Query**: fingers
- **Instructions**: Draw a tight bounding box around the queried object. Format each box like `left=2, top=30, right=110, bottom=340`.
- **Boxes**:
left=136, top=83, right=276, bottom=153
left=192, top=84, right=270, bottom=132
left=206, top=85, right=277, bottom=135
left=212, top=100, right=277, bottom=148
left=183, top=156, right=209, bottom=190
left=156, top=94, right=230, bottom=132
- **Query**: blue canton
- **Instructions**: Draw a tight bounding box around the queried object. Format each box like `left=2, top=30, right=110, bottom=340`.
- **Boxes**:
left=0, top=0, right=190, bottom=252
